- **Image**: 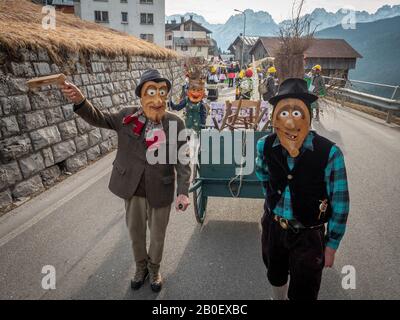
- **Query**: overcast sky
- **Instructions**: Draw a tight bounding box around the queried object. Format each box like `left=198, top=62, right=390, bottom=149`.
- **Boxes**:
left=166, top=0, right=400, bottom=23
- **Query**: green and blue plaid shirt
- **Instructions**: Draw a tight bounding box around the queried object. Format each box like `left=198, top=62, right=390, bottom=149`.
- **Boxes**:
left=255, top=131, right=350, bottom=250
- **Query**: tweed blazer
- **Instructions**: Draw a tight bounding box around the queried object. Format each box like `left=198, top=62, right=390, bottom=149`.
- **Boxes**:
left=74, top=100, right=191, bottom=208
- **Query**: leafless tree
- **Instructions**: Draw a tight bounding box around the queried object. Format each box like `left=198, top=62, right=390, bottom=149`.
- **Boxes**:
left=275, top=0, right=318, bottom=82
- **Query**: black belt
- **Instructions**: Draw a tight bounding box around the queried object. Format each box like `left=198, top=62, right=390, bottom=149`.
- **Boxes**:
left=272, top=214, right=325, bottom=232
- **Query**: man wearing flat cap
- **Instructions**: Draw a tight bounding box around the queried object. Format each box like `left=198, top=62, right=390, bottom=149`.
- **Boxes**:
left=61, top=69, right=191, bottom=293
left=256, top=78, right=350, bottom=300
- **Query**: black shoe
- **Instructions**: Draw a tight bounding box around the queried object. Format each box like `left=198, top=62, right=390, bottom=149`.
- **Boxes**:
left=150, top=281, right=162, bottom=293
left=131, top=268, right=149, bottom=290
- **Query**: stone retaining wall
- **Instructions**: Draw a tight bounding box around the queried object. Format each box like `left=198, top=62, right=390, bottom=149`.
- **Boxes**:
left=0, top=49, right=185, bottom=212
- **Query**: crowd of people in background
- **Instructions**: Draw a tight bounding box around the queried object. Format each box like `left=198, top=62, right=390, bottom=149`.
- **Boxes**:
left=179, top=58, right=327, bottom=121
left=205, top=61, right=279, bottom=102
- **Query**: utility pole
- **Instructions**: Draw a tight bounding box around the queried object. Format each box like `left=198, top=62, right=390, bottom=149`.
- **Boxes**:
left=235, top=9, right=247, bottom=68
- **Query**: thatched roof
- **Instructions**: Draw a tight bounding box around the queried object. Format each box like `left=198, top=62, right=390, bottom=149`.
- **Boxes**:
left=0, top=0, right=178, bottom=63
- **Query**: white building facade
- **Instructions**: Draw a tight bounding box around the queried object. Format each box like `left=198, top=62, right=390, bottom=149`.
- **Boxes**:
left=165, top=17, right=213, bottom=59
left=74, top=0, right=165, bottom=47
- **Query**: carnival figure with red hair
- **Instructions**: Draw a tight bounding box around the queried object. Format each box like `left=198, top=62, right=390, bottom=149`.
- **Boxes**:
left=169, top=66, right=209, bottom=134
left=239, top=68, right=254, bottom=100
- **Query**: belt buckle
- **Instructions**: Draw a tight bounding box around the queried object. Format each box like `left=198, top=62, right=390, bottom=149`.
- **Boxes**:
left=279, top=218, right=289, bottom=230
left=273, top=215, right=289, bottom=231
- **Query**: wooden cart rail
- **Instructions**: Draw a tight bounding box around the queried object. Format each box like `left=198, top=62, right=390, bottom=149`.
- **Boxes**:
left=214, top=99, right=271, bottom=131
left=189, top=130, right=270, bottom=223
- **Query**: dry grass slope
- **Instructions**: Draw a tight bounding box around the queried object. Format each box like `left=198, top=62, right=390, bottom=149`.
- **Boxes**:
left=0, top=0, right=177, bottom=63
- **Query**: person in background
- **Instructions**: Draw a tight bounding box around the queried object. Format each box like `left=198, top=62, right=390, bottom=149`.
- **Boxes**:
left=228, top=64, right=235, bottom=88
left=219, top=67, right=227, bottom=84
left=309, top=65, right=326, bottom=122
left=208, top=66, right=219, bottom=84
left=256, top=67, right=264, bottom=99
left=239, top=69, right=254, bottom=100
left=235, top=67, right=245, bottom=100
left=261, top=67, right=278, bottom=102
left=257, top=67, right=264, bottom=81
left=234, top=63, right=240, bottom=87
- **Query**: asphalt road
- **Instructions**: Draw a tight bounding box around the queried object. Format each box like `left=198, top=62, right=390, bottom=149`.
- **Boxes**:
left=0, top=87, right=399, bottom=300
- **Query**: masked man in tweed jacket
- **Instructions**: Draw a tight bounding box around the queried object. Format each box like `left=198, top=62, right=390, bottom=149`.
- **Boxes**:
left=61, top=69, right=191, bottom=293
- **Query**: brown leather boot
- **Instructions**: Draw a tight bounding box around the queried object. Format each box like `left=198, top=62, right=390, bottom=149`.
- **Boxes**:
left=147, top=262, right=163, bottom=292
left=131, top=260, right=149, bottom=290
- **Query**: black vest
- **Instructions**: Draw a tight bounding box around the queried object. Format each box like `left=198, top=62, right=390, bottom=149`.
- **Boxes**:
left=263, top=133, right=334, bottom=227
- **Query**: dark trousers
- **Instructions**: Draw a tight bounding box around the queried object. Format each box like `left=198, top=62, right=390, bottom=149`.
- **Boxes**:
left=262, top=93, right=272, bottom=102
left=261, top=211, right=326, bottom=300
left=241, top=93, right=251, bottom=100
left=228, top=78, right=234, bottom=87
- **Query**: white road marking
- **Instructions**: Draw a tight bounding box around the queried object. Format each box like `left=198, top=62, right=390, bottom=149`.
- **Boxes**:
left=0, top=167, right=112, bottom=248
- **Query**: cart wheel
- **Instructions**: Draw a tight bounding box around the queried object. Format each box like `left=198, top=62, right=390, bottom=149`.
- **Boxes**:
left=192, top=164, right=207, bottom=224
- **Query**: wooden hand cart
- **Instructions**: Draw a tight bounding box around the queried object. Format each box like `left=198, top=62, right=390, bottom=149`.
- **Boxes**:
left=189, top=99, right=272, bottom=223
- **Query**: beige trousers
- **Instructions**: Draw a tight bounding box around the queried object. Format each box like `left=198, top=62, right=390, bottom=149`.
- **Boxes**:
left=124, top=196, right=171, bottom=265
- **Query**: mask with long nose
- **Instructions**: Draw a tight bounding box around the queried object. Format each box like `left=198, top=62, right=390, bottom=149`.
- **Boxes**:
left=272, top=98, right=311, bottom=158
left=187, top=79, right=205, bottom=104
left=140, top=81, right=168, bottom=123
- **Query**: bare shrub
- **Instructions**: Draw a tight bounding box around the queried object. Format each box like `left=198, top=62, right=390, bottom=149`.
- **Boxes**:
left=275, top=0, right=317, bottom=83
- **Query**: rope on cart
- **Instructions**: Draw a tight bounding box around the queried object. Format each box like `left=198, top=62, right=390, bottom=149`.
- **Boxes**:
left=228, top=130, right=246, bottom=197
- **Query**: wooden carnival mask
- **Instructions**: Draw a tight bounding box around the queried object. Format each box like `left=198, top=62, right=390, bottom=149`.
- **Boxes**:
left=140, top=81, right=168, bottom=123
left=272, top=98, right=311, bottom=158
left=188, top=79, right=205, bottom=103
left=186, top=64, right=207, bottom=104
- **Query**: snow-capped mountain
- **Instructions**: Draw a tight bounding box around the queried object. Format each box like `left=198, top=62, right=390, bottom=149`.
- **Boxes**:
left=167, top=9, right=279, bottom=52
left=279, top=5, right=400, bottom=33
left=167, top=5, right=400, bottom=51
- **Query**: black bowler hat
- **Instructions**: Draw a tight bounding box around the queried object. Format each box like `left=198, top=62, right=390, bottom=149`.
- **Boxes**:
left=135, top=69, right=172, bottom=98
left=269, top=78, right=318, bottom=107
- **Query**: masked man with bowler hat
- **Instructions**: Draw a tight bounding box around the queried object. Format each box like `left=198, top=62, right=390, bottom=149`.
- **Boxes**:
left=60, top=69, right=191, bottom=293
left=256, top=78, right=350, bottom=300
